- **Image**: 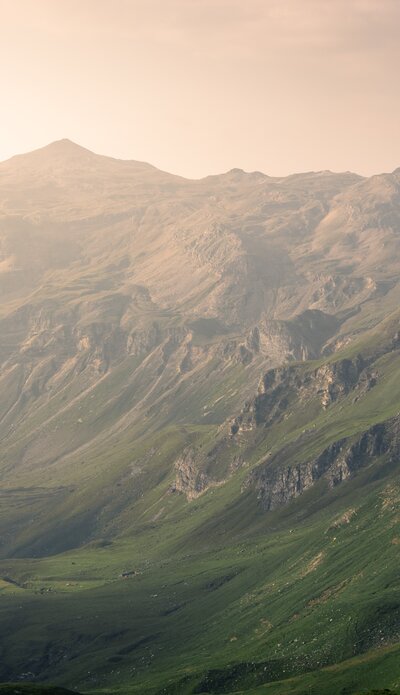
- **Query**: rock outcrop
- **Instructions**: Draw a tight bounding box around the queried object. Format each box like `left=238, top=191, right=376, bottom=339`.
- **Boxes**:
left=170, top=448, right=212, bottom=500
left=247, top=416, right=400, bottom=510
left=229, top=354, right=373, bottom=437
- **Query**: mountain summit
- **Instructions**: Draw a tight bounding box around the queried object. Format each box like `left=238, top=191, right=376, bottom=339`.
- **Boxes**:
left=35, top=137, right=94, bottom=155
left=1, top=137, right=100, bottom=169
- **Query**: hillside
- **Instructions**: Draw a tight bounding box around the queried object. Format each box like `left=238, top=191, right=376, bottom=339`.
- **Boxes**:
left=0, top=142, right=399, bottom=695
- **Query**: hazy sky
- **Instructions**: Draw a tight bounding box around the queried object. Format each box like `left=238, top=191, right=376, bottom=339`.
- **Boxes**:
left=1, top=0, right=399, bottom=177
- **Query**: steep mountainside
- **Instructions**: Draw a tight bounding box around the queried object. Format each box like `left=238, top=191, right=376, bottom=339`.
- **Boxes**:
left=0, top=142, right=399, bottom=695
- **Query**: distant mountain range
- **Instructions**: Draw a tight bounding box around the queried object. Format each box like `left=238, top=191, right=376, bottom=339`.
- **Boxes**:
left=0, top=142, right=399, bottom=695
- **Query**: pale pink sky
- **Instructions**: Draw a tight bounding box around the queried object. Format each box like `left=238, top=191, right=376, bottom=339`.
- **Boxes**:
left=1, top=0, right=399, bottom=177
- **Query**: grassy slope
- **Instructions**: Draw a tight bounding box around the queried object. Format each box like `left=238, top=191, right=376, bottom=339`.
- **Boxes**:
left=0, top=468, right=398, bottom=694
left=0, top=445, right=398, bottom=691
left=1, top=295, right=400, bottom=695
left=2, top=144, right=400, bottom=695
left=0, top=687, right=79, bottom=695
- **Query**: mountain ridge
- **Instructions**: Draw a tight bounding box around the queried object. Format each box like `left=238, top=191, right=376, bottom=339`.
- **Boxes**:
left=0, top=139, right=369, bottom=181
left=0, top=142, right=399, bottom=694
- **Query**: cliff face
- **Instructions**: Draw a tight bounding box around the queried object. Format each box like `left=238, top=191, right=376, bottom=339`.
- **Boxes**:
left=170, top=308, right=400, bottom=504
left=170, top=448, right=213, bottom=500
left=248, top=418, right=400, bottom=510
left=167, top=348, right=389, bottom=504
left=229, top=354, right=374, bottom=438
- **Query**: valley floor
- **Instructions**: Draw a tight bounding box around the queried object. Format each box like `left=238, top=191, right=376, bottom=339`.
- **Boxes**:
left=0, top=463, right=399, bottom=695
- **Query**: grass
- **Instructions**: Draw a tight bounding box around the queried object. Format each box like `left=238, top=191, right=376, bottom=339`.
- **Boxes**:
left=0, top=687, right=80, bottom=695
left=0, top=293, right=400, bottom=694
left=0, top=456, right=398, bottom=693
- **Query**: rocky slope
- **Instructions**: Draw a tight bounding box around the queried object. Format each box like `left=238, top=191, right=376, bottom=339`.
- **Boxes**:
left=0, top=142, right=400, bottom=695
left=0, top=142, right=400, bottom=531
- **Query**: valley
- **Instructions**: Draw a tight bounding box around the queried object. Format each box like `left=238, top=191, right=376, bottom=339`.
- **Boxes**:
left=0, top=141, right=399, bottom=694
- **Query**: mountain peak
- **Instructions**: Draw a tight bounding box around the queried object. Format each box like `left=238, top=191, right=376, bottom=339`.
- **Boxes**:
left=46, top=138, right=90, bottom=151
left=0, top=138, right=104, bottom=173
left=33, top=138, right=96, bottom=159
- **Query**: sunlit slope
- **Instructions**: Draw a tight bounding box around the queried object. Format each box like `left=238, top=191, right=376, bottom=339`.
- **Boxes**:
left=0, top=319, right=399, bottom=693
left=0, top=143, right=400, bottom=556
left=0, top=143, right=400, bottom=694
left=0, top=437, right=398, bottom=693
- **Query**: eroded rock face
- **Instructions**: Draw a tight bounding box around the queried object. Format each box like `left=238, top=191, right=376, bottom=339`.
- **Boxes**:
left=248, top=417, right=400, bottom=510
left=170, top=448, right=211, bottom=500
left=221, top=309, right=341, bottom=369
left=126, top=323, right=162, bottom=357
left=229, top=354, right=377, bottom=438
left=229, top=366, right=298, bottom=436
left=170, top=441, right=246, bottom=500
left=183, top=333, right=397, bottom=510
left=170, top=358, right=378, bottom=505
left=314, top=356, right=366, bottom=408
left=229, top=348, right=386, bottom=437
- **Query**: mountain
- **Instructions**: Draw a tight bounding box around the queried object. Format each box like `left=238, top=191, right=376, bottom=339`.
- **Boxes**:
left=0, top=142, right=399, bottom=695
